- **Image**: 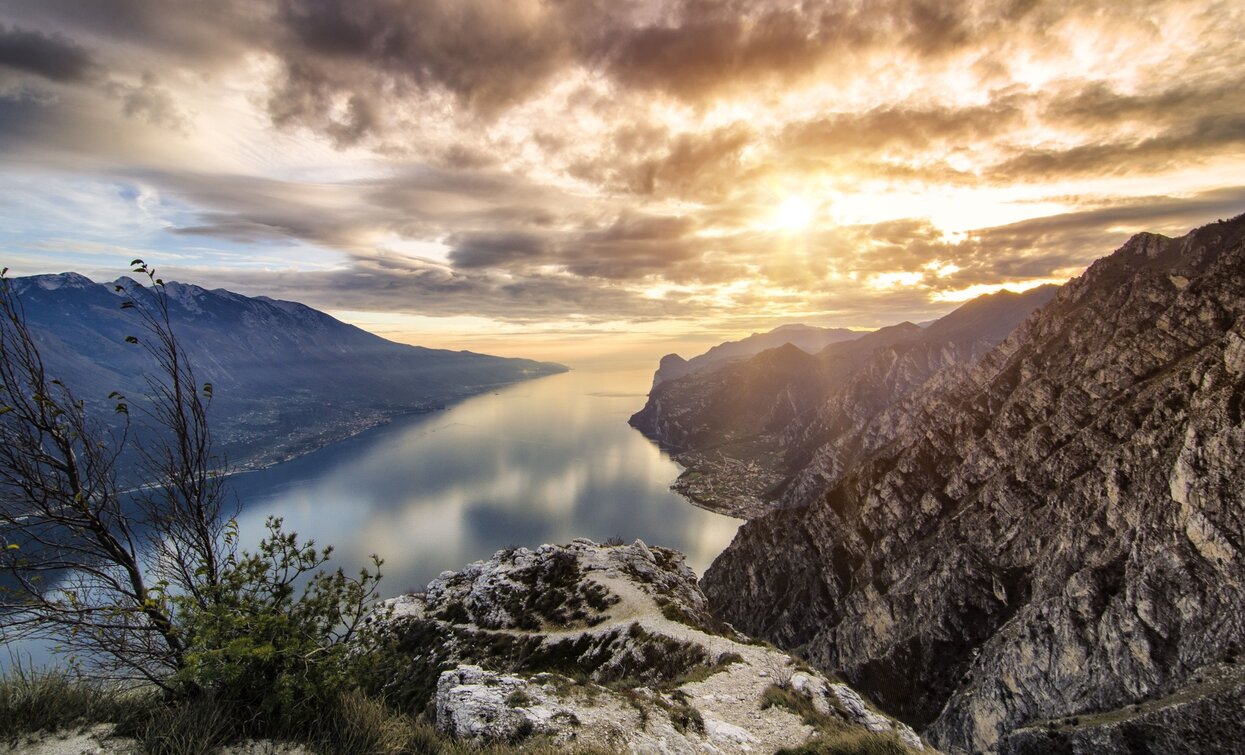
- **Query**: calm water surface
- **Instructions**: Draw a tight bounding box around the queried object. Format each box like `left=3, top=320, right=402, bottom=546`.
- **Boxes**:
left=226, top=368, right=739, bottom=596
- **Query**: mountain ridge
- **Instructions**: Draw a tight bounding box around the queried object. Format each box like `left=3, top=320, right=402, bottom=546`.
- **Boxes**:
left=651, top=322, right=863, bottom=387
left=7, top=271, right=567, bottom=472
left=700, top=215, right=1245, bottom=753
left=629, top=286, right=1057, bottom=518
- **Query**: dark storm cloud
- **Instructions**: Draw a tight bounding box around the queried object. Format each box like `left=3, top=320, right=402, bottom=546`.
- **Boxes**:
left=589, top=0, right=983, bottom=101
left=170, top=214, right=307, bottom=244
left=254, top=0, right=1070, bottom=142
left=169, top=259, right=700, bottom=324
left=448, top=231, right=549, bottom=269
left=157, top=166, right=575, bottom=254
left=266, top=0, right=575, bottom=137
left=991, top=114, right=1245, bottom=182
left=0, top=0, right=266, bottom=67
left=0, top=24, right=97, bottom=83
left=979, top=74, right=1245, bottom=182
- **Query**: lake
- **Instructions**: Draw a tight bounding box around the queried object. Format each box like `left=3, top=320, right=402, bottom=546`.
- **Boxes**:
left=4, top=368, right=737, bottom=668
left=225, top=367, right=740, bottom=597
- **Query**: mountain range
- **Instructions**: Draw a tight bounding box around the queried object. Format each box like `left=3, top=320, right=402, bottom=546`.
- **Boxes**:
left=631, top=285, right=1059, bottom=518
left=651, top=323, right=864, bottom=388
left=645, top=215, right=1245, bottom=752
left=8, top=273, right=565, bottom=471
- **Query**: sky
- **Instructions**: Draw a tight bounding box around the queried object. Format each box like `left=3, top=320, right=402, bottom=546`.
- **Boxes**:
left=1, top=0, right=1243, bottom=367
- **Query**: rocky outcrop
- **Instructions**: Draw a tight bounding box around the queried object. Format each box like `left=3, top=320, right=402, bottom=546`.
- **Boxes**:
left=630, top=287, right=1056, bottom=518
left=701, top=215, right=1245, bottom=753
left=365, top=539, right=927, bottom=752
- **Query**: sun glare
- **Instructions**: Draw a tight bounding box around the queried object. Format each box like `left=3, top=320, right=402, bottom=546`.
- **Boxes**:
left=774, top=195, right=815, bottom=231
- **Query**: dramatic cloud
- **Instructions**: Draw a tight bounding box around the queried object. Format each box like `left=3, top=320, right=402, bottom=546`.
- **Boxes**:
left=0, top=24, right=97, bottom=82
left=2, top=0, right=1244, bottom=360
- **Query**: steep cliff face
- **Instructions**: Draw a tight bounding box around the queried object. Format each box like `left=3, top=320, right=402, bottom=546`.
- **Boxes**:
left=701, top=216, right=1245, bottom=753
left=630, top=287, right=1056, bottom=517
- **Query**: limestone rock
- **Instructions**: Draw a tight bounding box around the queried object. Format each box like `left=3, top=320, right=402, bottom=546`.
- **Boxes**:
left=365, top=539, right=930, bottom=752
left=701, top=215, right=1245, bottom=753
left=435, top=665, right=580, bottom=743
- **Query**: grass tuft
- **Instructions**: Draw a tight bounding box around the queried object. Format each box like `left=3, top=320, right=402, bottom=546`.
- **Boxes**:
left=129, top=696, right=234, bottom=755
left=0, top=664, right=150, bottom=739
left=777, top=730, right=913, bottom=754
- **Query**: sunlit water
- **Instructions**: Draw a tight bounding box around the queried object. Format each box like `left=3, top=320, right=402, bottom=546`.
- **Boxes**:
left=4, top=368, right=739, bottom=668
left=226, top=367, right=738, bottom=595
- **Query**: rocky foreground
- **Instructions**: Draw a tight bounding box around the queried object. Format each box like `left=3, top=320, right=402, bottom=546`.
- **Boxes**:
left=4, top=539, right=925, bottom=754
left=367, top=538, right=928, bottom=753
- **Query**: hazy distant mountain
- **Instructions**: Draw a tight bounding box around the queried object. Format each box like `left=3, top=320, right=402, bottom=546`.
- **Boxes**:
left=651, top=323, right=862, bottom=387
left=630, top=285, right=1058, bottom=517
left=702, top=215, right=1245, bottom=752
left=9, top=273, right=566, bottom=471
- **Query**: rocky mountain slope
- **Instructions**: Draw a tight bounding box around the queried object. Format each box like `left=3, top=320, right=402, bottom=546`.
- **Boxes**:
left=652, top=323, right=862, bottom=388
left=363, top=539, right=928, bottom=753
left=701, top=215, right=1245, bottom=752
left=630, top=287, right=1056, bottom=517
left=7, top=273, right=564, bottom=471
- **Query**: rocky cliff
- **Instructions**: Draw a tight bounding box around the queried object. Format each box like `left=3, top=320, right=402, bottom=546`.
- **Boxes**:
left=362, top=539, right=927, bottom=753
left=701, top=215, right=1245, bottom=753
left=630, top=287, right=1056, bottom=517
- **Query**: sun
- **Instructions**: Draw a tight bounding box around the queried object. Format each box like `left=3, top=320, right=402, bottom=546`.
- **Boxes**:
left=774, top=195, right=815, bottom=231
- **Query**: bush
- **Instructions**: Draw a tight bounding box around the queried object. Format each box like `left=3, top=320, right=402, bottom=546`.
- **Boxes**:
left=171, top=517, right=383, bottom=736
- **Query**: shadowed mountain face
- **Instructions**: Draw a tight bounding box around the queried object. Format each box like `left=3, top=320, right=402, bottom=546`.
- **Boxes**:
left=651, top=323, right=863, bottom=388
left=701, top=215, right=1245, bottom=753
left=7, top=274, right=566, bottom=471
left=629, top=286, right=1057, bottom=518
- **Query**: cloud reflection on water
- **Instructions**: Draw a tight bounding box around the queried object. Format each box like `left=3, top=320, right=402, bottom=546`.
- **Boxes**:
left=226, top=369, right=740, bottom=596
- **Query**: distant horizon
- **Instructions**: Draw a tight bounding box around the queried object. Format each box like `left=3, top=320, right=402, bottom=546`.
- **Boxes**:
left=10, top=266, right=1064, bottom=371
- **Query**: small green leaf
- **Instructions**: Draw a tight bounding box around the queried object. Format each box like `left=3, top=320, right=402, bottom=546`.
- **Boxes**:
left=125, top=335, right=139, bottom=344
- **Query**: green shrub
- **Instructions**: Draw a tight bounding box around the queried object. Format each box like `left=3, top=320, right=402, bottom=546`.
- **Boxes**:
left=170, top=516, right=383, bottom=737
